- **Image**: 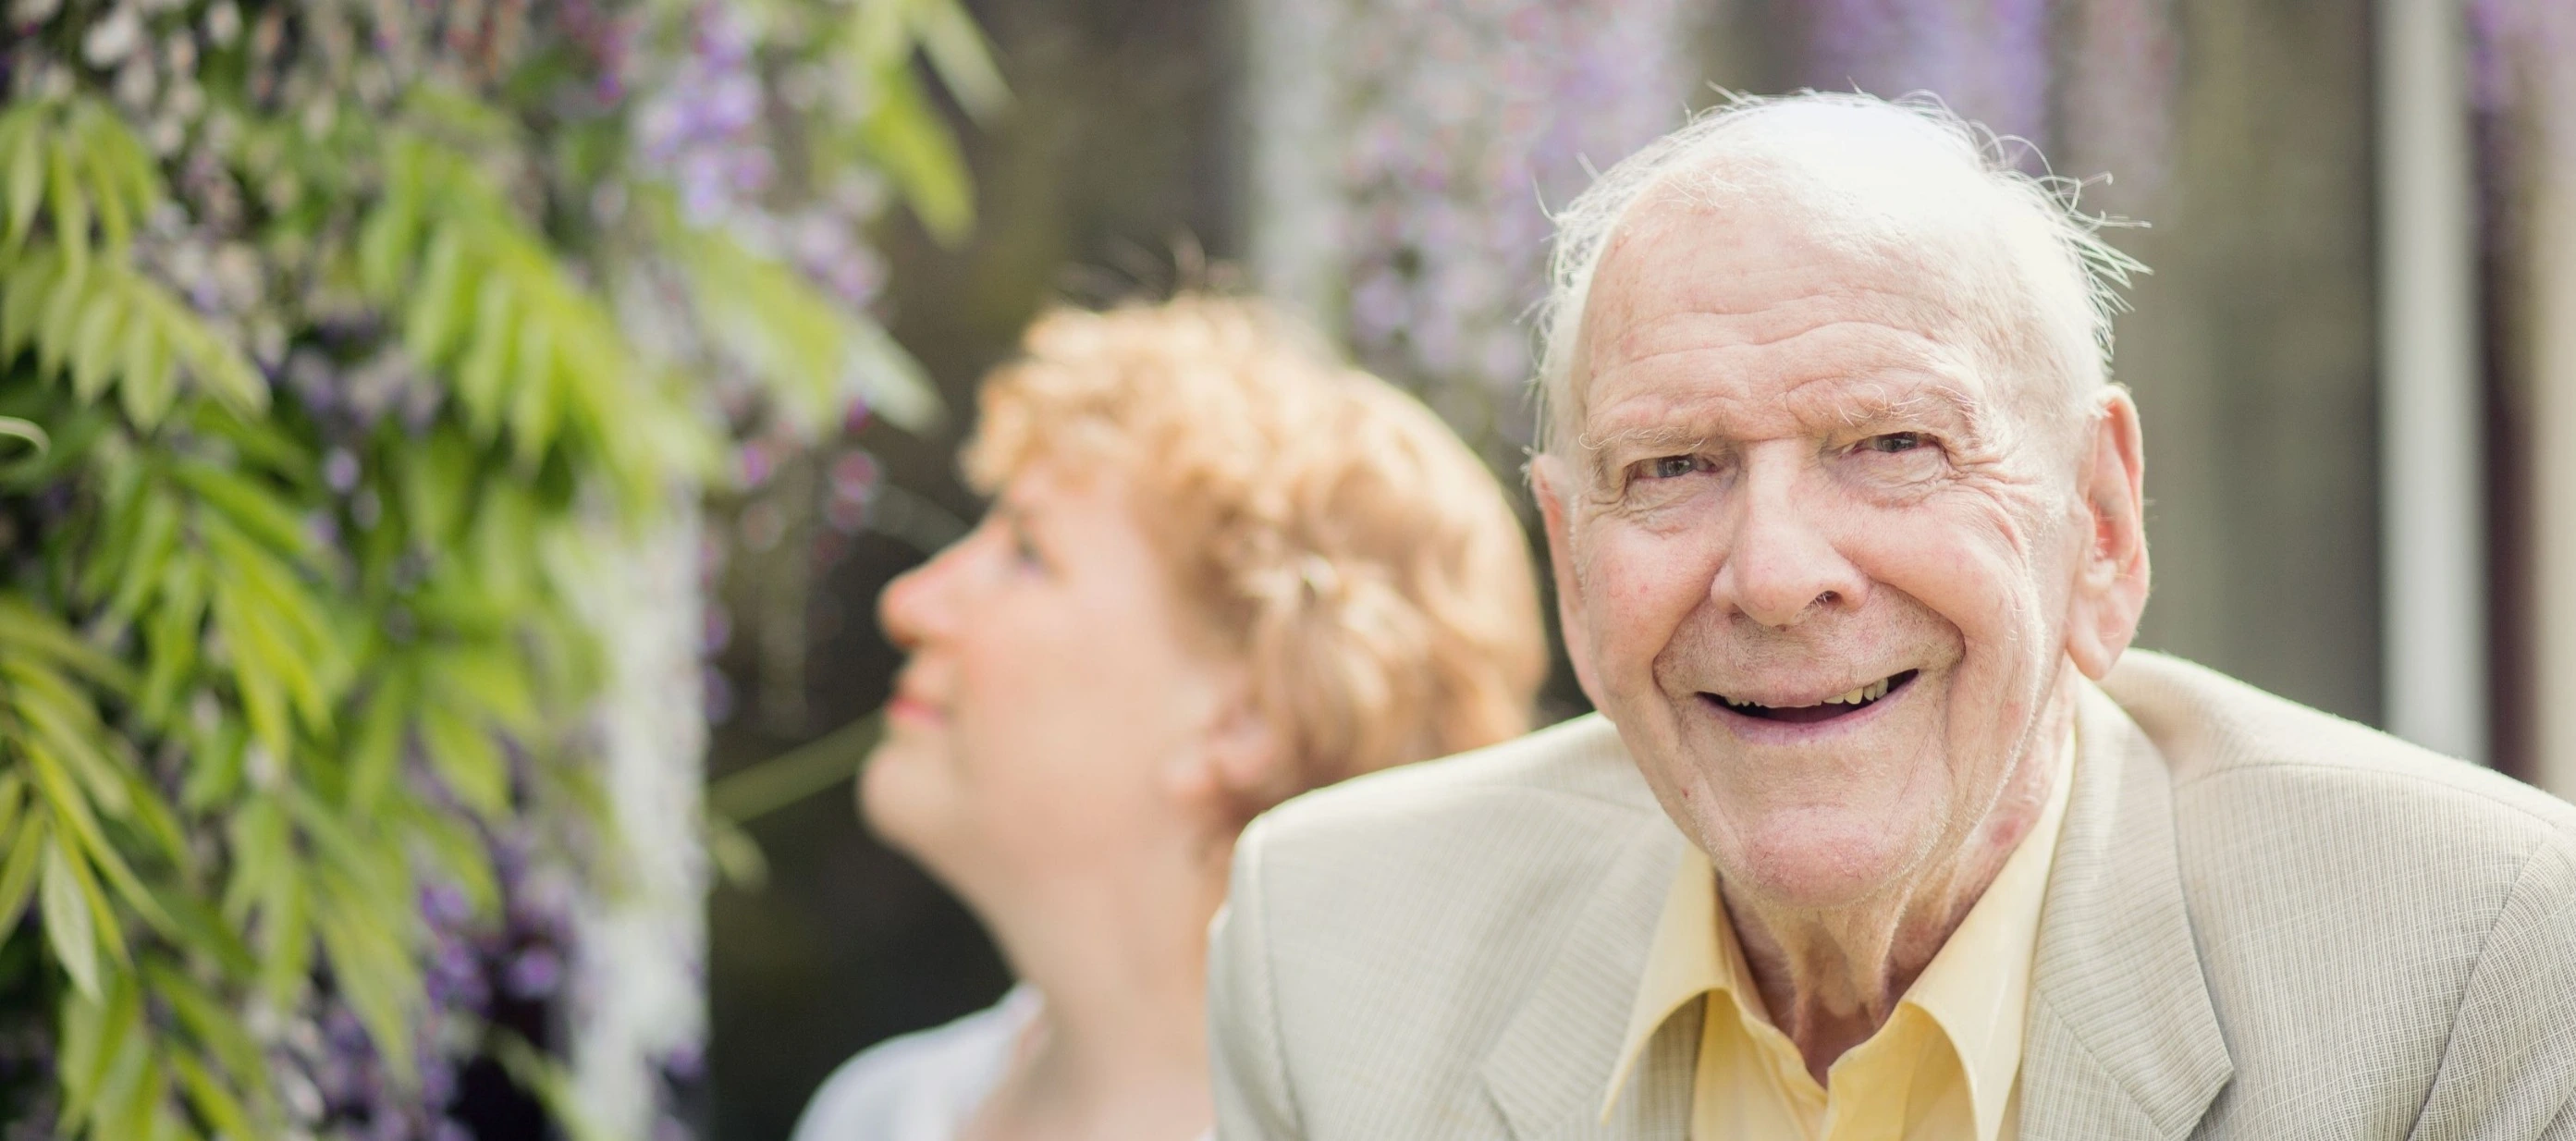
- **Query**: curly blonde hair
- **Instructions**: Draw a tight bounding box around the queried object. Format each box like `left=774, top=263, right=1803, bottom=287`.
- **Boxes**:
left=963, top=296, right=1547, bottom=819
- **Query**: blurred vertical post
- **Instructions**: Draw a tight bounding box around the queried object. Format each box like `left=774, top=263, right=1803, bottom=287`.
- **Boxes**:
left=1242, top=0, right=1346, bottom=337
left=2378, top=0, right=2490, bottom=762
left=570, top=511, right=712, bottom=1136
left=2533, top=138, right=2576, bottom=796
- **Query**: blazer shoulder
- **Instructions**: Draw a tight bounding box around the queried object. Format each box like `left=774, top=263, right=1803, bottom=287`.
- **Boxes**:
left=2107, top=650, right=2576, bottom=850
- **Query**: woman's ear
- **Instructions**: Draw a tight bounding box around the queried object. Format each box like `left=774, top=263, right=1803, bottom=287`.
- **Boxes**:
left=1165, top=674, right=1282, bottom=820
left=2064, top=388, right=2150, bottom=680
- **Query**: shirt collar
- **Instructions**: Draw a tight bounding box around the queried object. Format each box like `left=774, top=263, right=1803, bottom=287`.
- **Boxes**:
left=1601, top=724, right=2079, bottom=1140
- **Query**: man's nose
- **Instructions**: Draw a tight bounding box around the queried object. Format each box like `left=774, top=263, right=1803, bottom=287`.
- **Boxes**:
left=1709, top=467, right=1868, bottom=629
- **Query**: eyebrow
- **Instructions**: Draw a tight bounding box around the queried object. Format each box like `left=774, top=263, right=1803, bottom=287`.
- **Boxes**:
left=1578, top=376, right=1994, bottom=476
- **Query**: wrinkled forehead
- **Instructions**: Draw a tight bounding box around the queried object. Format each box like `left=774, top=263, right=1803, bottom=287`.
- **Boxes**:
left=1569, top=141, right=2089, bottom=445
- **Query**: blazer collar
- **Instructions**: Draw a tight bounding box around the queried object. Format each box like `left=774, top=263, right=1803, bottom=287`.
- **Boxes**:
left=1476, top=679, right=2233, bottom=1140
left=1481, top=813, right=1694, bottom=1140
left=2018, top=681, right=2235, bottom=1138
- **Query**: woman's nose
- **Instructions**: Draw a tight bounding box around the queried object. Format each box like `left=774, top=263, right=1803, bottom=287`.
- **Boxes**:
left=878, top=541, right=963, bottom=651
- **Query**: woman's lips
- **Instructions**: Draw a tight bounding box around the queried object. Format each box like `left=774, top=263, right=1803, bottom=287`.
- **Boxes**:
left=886, top=693, right=943, bottom=726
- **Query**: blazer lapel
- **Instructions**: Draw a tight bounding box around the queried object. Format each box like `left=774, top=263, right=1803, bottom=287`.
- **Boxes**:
left=2019, top=683, right=2234, bottom=1140
left=1481, top=821, right=1694, bottom=1140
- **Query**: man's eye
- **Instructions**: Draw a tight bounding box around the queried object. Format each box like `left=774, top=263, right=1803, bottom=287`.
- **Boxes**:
left=1862, top=432, right=1925, bottom=454
left=1641, top=455, right=1704, bottom=480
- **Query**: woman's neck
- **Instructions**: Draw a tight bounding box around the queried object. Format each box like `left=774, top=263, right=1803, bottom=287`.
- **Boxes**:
left=963, top=846, right=1228, bottom=1141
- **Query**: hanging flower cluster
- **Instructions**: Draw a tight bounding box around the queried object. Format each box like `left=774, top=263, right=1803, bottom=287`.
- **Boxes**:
left=1253, top=0, right=1691, bottom=457
left=0, top=1, right=996, bottom=1139
left=2470, top=0, right=2576, bottom=163
left=1798, top=0, right=2178, bottom=207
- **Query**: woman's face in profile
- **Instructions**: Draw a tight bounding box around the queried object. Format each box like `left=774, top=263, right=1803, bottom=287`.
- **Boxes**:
left=862, top=461, right=1236, bottom=904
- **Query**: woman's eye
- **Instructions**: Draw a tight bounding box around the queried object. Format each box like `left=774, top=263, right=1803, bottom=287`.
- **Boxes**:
left=1861, top=432, right=1925, bottom=454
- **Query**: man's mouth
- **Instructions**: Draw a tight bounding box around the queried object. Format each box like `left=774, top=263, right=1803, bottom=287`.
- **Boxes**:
left=1705, top=669, right=1920, bottom=724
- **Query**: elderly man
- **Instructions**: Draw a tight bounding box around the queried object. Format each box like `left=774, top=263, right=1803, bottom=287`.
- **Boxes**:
left=1208, top=92, right=2576, bottom=1140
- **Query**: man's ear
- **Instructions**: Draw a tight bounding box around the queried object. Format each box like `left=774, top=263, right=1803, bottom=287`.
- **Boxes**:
left=1530, top=454, right=1608, bottom=711
left=2064, top=388, right=2150, bottom=680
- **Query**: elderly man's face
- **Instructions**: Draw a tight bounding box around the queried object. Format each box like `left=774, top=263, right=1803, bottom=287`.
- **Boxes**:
left=1534, top=188, right=2148, bottom=911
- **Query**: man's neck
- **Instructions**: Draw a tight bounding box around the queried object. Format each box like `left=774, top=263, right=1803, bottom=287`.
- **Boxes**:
left=1721, top=690, right=2073, bottom=1085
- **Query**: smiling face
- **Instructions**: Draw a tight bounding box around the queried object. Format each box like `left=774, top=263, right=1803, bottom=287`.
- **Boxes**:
left=1533, top=173, right=2149, bottom=912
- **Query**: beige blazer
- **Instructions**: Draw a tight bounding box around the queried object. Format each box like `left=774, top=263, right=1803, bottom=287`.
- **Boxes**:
left=1209, top=652, right=2576, bottom=1139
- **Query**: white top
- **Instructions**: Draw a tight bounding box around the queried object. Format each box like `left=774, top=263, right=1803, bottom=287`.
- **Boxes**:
left=789, top=987, right=1040, bottom=1141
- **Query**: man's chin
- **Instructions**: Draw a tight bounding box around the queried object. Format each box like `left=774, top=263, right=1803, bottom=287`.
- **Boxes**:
left=1700, top=810, right=1940, bottom=913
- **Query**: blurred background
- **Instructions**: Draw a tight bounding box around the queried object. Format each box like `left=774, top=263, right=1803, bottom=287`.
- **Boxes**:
left=3, top=0, right=2574, bottom=1138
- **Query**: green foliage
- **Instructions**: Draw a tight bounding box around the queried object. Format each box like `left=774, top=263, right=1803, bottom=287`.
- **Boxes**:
left=0, top=0, right=1002, bottom=1135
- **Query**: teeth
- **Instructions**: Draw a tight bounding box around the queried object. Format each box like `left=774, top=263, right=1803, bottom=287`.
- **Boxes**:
left=1820, top=677, right=1892, bottom=706
left=1715, top=674, right=1899, bottom=711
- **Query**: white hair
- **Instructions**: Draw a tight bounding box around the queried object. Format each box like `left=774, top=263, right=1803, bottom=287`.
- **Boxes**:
left=1532, top=91, right=2146, bottom=455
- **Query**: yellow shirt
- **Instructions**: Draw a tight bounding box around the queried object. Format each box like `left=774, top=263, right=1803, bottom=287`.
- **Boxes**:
left=1601, top=732, right=2075, bottom=1141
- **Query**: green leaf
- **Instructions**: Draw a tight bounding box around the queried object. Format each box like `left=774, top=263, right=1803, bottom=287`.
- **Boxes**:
left=207, top=585, right=292, bottom=767
left=22, top=735, right=153, bottom=930
left=145, top=292, right=268, bottom=415
left=6, top=653, right=134, bottom=818
left=356, top=195, right=420, bottom=301
left=345, top=671, right=411, bottom=815
left=46, top=136, right=90, bottom=268
left=911, top=0, right=1012, bottom=121
left=488, top=1027, right=614, bottom=1141
left=73, top=973, right=153, bottom=1138
left=404, top=226, right=472, bottom=369
left=116, top=296, right=177, bottom=429
left=0, top=595, right=135, bottom=690
left=0, top=812, right=46, bottom=933
left=1, top=105, right=44, bottom=250
left=55, top=973, right=111, bottom=1126
left=844, top=312, right=945, bottom=433
left=218, top=799, right=282, bottom=925
left=419, top=700, right=508, bottom=819
left=454, top=276, right=517, bottom=436
left=493, top=285, right=554, bottom=446
left=397, top=429, right=476, bottom=548
left=77, top=114, right=135, bottom=253
left=102, top=485, right=178, bottom=628
left=69, top=273, right=129, bottom=402
left=43, top=834, right=102, bottom=1000
left=142, top=884, right=255, bottom=978
left=0, top=767, right=21, bottom=839
left=144, top=960, right=263, bottom=1087
left=169, top=1051, right=255, bottom=1141
left=36, top=256, right=90, bottom=376
left=313, top=870, right=420, bottom=1085
left=0, top=415, right=49, bottom=456
left=136, top=562, right=204, bottom=727
left=1, top=245, right=61, bottom=355
left=862, top=68, right=975, bottom=244
left=200, top=520, right=339, bottom=728
left=506, top=324, right=561, bottom=470
left=172, top=461, right=314, bottom=561
left=251, top=851, right=308, bottom=1008
left=399, top=801, right=497, bottom=920
left=422, top=644, right=537, bottom=734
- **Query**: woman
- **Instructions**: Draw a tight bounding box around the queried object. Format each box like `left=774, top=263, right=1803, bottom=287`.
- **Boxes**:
left=790, top=296, right=1547, bottom=1141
